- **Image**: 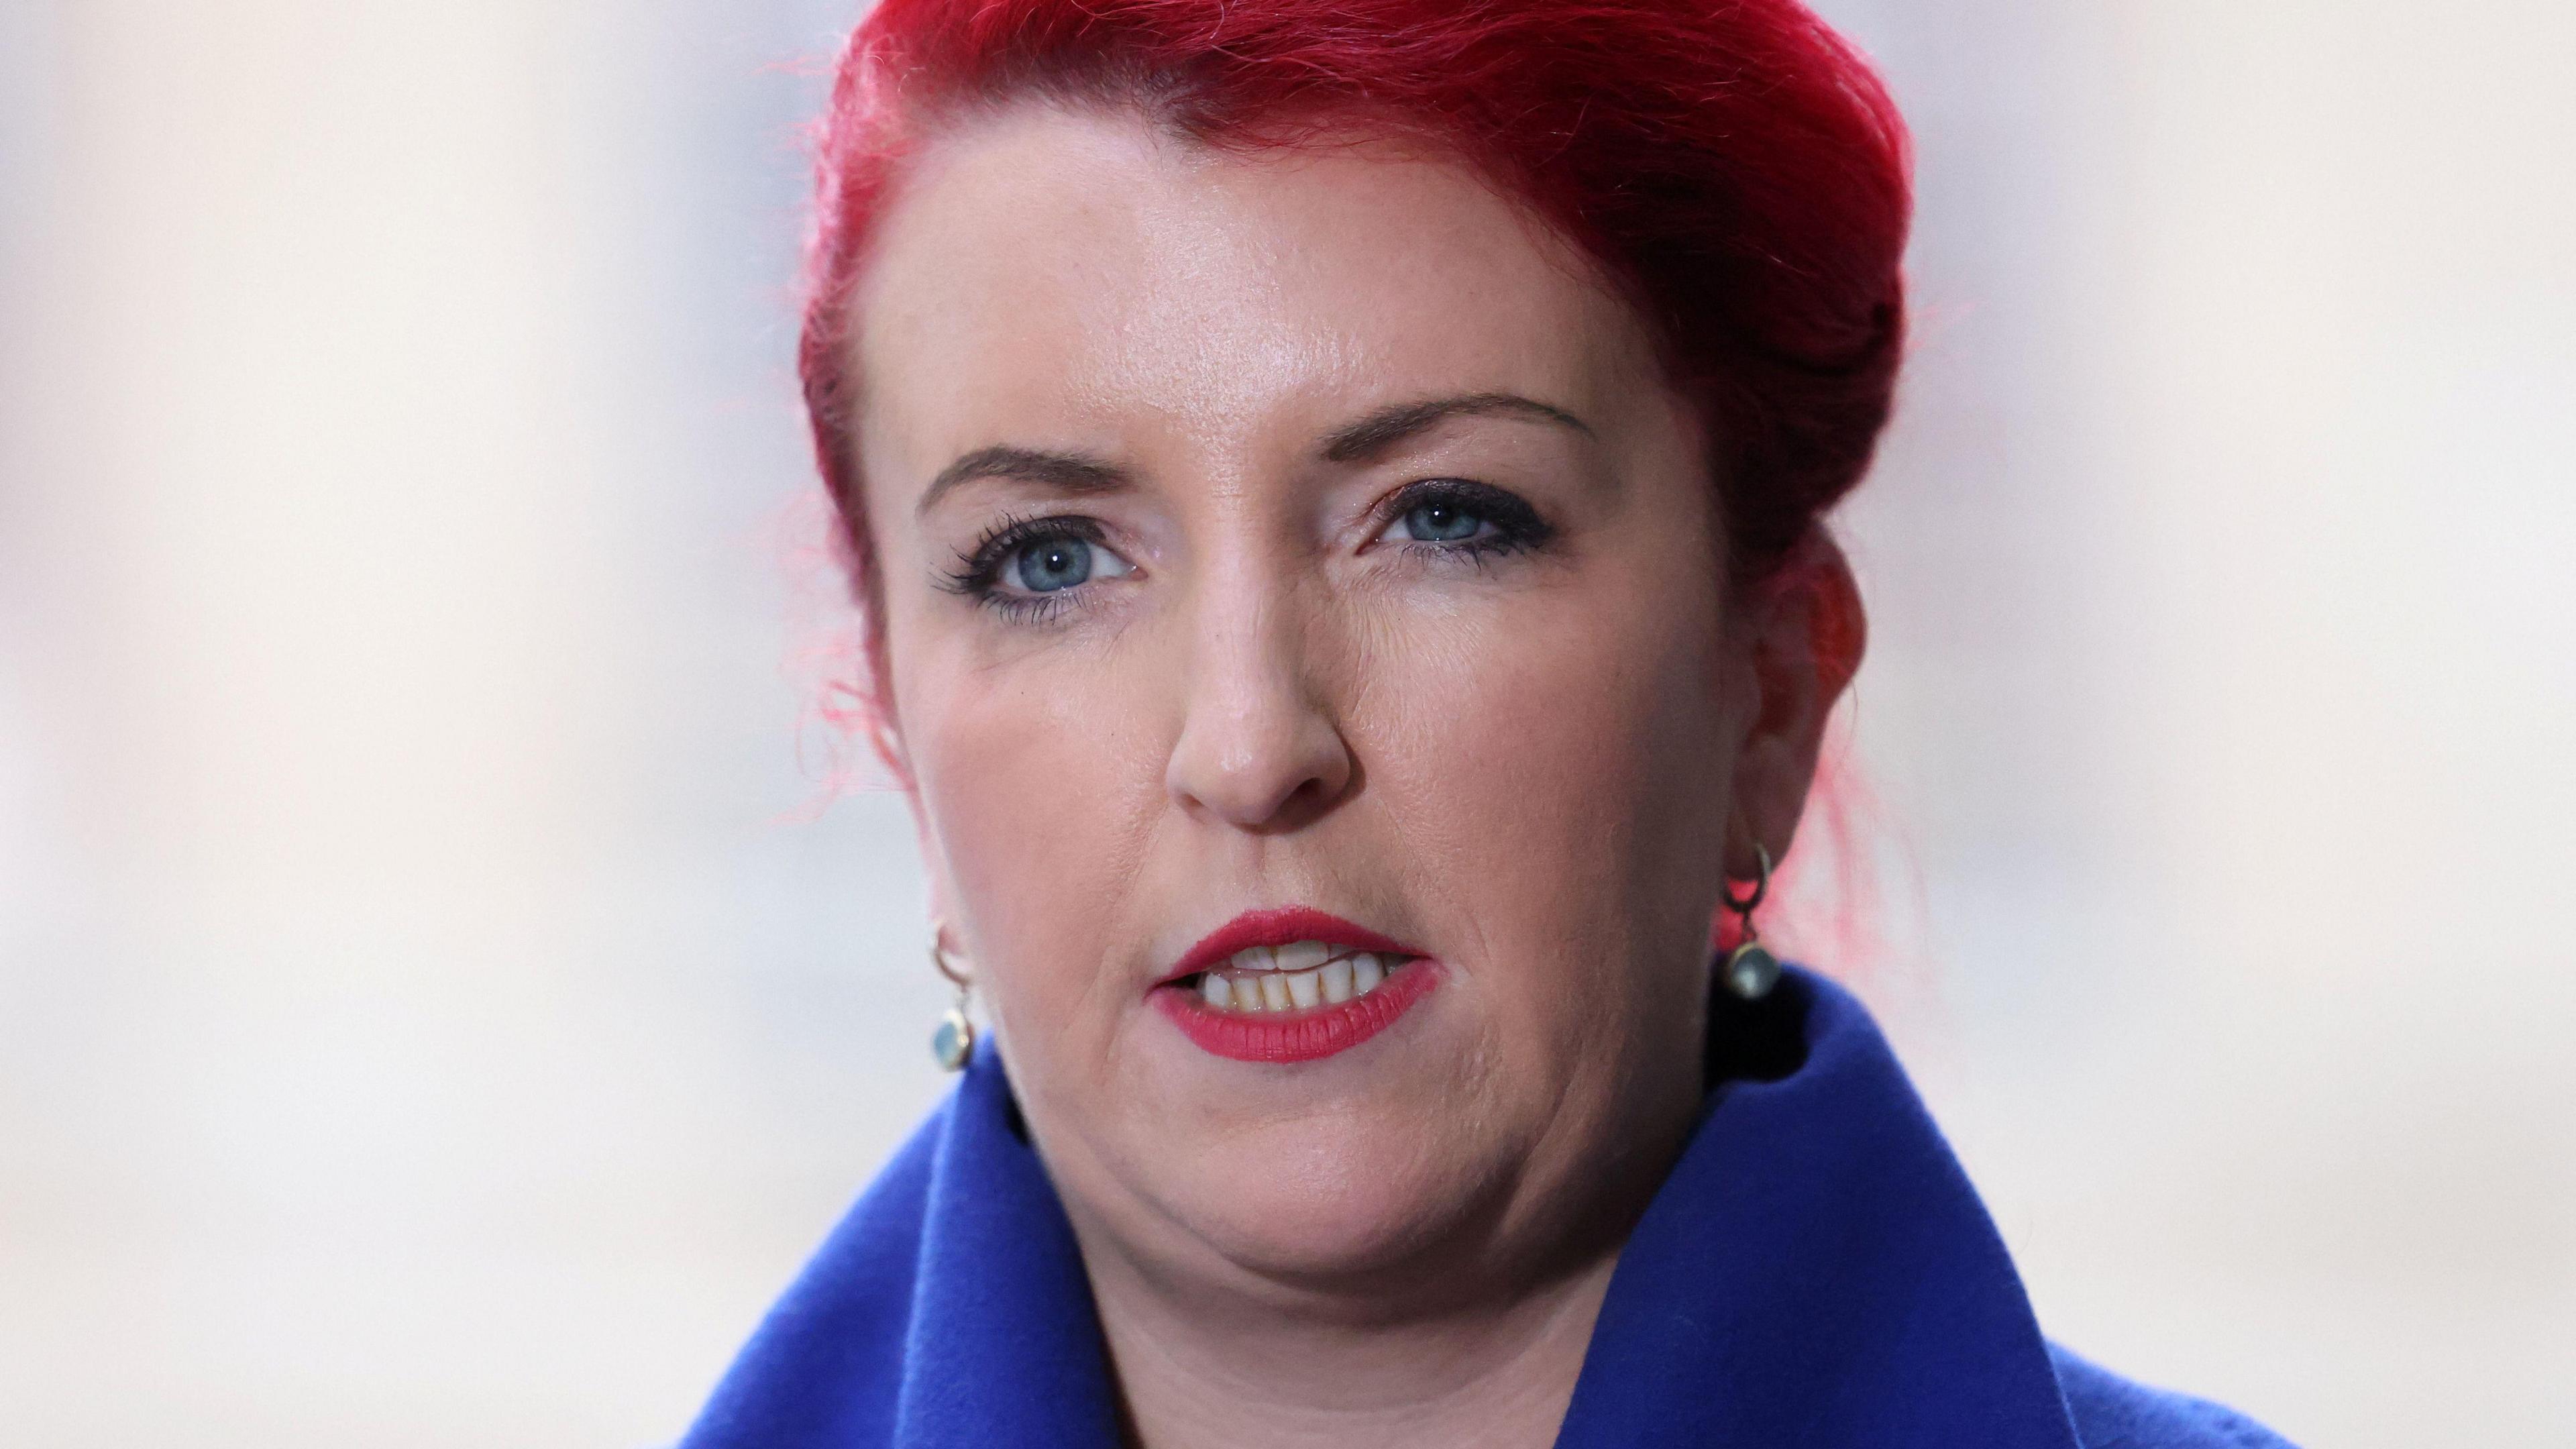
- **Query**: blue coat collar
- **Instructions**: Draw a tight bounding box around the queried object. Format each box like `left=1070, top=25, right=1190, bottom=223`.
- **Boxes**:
left=682, top=967, right=2081, bottom=1448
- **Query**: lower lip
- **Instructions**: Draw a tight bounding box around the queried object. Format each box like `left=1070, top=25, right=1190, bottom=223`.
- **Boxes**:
left=1152, top=959, right=1440, bottom=1063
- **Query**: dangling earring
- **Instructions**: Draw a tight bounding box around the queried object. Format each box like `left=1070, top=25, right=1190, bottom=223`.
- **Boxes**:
left=928, top=925, right=975, bottom=1071
left=1721, top=843, right=1782, bottom=1001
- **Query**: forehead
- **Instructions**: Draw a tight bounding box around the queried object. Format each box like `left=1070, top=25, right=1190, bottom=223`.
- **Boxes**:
left=850, top=103, right=1668, bottom=474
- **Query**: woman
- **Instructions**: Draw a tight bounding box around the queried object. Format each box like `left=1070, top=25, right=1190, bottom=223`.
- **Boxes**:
left=684, top=1, right=2294, bottom=1445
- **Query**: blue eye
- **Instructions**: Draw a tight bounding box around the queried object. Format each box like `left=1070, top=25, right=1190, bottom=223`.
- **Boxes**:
left=1371, top=479, right=1554, bottom=561
left=940, top=514, right=1137, bottom=619
left=1011, top=536, right=1096, bottom=592
left=1401, top=498, right=1484, bottom=542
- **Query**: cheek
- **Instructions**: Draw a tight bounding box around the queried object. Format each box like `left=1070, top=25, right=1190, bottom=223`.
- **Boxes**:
left=903, top=641, right=1165, bottom=1023
left=1356, top=569, right=1733, bottom=963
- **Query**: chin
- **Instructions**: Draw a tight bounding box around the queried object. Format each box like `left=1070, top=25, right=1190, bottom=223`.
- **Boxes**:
left=1153, top=1108, right=1505, bottom=1285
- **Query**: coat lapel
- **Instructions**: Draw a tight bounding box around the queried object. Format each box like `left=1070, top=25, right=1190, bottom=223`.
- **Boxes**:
left=890, top=1049, right=1124, bottom=1448
left=1554, top=970, right=2080, bottom=1448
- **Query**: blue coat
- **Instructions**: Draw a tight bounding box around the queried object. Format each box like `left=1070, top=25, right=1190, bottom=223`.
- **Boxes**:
left=680, top=967, right=2294, bottom=1447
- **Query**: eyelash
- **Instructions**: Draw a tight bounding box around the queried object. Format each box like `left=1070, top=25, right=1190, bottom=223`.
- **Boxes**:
left=934, top=480, right=1554, bottom=622
left=1377, top=478, right=1555, bottom=563
left=936, top=511, right=1105, bottom=623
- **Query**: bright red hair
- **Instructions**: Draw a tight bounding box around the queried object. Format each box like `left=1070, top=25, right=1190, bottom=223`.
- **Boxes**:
left=796, top=0, right=1913, bottom=965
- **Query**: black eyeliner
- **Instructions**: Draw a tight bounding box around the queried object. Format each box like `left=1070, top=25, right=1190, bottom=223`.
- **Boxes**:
left=937, top=512, right=1110, bottom=598
left=1383, top=477, right=1556, bottom=557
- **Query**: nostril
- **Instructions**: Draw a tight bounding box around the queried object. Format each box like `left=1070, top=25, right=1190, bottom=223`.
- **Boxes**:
left=1164, top=700, right=1355, bottom=830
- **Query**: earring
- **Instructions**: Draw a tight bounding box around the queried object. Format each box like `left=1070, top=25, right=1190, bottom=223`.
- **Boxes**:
left=928, top=926, right=975, bottom=1071
left=1721, top=843, right=1782, bottom=1001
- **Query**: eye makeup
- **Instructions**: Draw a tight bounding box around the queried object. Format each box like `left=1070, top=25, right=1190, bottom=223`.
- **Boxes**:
left=932, top=474, right=1559, bottom=623
left=936, top=511, right=1130, bottom=623
left=1370, top=477, right=1556, bottom=561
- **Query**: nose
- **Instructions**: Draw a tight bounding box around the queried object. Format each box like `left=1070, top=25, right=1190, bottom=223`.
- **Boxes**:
left=1163, top=582, right=1354, bottom=832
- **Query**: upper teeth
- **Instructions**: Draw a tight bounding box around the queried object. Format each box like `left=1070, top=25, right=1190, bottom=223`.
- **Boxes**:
left=1198, top=941, right=1397, bottom=1012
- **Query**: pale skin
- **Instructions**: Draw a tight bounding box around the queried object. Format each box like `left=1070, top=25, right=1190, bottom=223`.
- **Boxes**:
left=846, top=103, right=1862, bottom=1448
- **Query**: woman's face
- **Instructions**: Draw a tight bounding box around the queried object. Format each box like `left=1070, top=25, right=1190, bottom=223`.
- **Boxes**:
left=851, top=105, right=1819, bottom=1290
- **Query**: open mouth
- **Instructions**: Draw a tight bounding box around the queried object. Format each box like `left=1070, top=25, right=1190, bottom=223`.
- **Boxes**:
left=1186, top=941, right=1407, bottom=1013
left=1152, top=909, right=1440, bottom=1063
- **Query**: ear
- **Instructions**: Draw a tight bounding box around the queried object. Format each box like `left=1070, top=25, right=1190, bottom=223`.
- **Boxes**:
left=853, top=610, right=955, bottom=936
left=878, top=700, right=962, bottom=942
left=1726, top=530, right=1866, bottom=876
left=910, top=789, right=954, bottom=924
left=902, top=767, right=979, bottom=970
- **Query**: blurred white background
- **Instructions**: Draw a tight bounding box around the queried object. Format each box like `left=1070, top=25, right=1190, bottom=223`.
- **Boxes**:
left=2, top=0, right=2569, bottom=1443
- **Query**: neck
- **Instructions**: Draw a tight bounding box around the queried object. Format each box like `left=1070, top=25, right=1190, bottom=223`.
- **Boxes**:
left=1087, top=1241, right=1620, bottom=1449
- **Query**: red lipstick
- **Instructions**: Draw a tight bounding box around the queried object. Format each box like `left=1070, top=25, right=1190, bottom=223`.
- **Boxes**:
left=1160, top=906, right=1419, bottom=984
left=1152, top=906, right=1439, bottom=1064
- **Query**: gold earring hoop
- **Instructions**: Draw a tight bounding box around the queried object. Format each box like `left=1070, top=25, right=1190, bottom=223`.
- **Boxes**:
left=1721, top=843, right=1782, bottom=1001
left=928, top=926, right=976, bottom=1071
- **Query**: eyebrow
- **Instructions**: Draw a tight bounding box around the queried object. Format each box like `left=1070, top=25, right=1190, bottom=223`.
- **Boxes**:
left=1320, top=392, right=1595, bottom=463
left=914, top=445, right=1132, bottom=519
left=914, top=392, right=1592, bottom=517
